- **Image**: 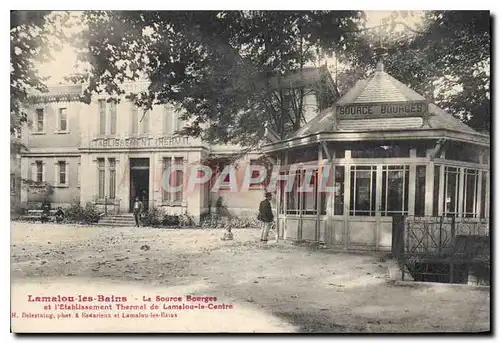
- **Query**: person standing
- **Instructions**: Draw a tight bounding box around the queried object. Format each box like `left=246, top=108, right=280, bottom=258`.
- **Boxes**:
left=133, top=196, right=143, bottom=227
left=258, top=192, right=274, bottom=243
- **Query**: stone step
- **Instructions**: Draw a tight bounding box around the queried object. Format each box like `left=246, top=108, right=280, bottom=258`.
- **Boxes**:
left=101, top=217, right=136, bottom=222
left=99, top=222, right=137, bottom=227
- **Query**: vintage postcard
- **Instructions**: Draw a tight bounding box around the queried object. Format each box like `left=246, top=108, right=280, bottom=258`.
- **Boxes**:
left=10, top=10, right=491, bottom=333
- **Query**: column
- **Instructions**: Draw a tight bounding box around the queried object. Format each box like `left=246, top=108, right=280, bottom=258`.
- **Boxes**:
left=343, top=150, right=351, bottom=249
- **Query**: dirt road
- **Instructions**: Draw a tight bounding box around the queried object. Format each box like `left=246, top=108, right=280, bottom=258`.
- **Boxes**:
left=10, top=222, right=490, bottom=333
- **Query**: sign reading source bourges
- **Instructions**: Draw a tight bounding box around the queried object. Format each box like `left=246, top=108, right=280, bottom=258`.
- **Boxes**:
left=336, top=101, right=428, bottom=119
left=89, top=136, right=190, bottom=149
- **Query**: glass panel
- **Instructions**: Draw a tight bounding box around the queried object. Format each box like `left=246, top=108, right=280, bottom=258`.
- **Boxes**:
left=350, top=166, right=376, bottom=216
left=98, top=158, right=105, bottom=199
left=36, top=109, right=44, bottom=132
left=162, top=158, right=171, bottom=202
left=302, top=170, right=317, bottom=215
left=109, top=158, right=116, bottom=199
left=415, top=166, right=426, bottom=216
left=131, top=106, right=138, bottom=134
left=433, top=166, right=440, bottom=217
left=480, top=171, right=487, bottom=218
left=463, top=169, right=477, bottom=217
left=173, top=157, right=183, bottom=202
left=286, top=172, right=300, bottom=215
left=334, top=166, right=344, bottom=215
left=36, top=161, right=43, bottom=182
left=110, top=102, right=117, bottom=134
left=99, top=100, right=106, bottom=135
left=141, top=110, right=149, bottom=134
left=59, top=161, right=66, bottom=184
left=59, top=108, right=67, bottom=131
left=444, top=166, right=459, bottom=216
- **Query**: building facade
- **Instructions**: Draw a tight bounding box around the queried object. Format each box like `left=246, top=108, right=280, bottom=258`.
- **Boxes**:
left=19, top=71, right=327, bottom=223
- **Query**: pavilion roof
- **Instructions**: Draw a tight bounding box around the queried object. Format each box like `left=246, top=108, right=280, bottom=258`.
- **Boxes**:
left=287, top=62, right=487, bottom=142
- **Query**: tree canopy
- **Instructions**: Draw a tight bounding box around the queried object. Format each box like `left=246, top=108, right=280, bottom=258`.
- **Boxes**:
left=10, top=10, right=491, bottom=145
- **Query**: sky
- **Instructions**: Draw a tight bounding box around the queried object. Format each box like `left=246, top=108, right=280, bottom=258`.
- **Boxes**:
left=36, top=10, right=425, bottom=85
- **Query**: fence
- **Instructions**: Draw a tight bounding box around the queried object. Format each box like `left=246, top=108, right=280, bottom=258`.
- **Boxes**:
left=393, top=216, right=490, bottom=284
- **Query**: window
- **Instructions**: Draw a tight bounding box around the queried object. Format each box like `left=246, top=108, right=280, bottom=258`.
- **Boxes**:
left=110, top=102, right=117, bottom=134
left=98, top=158, right=105, bottom=199
left=36, top=109, right=44, bottom=132
left=59, top=108, right=68, bottom=131
left=141, top=110, right=149, bottom=134
left=480, top=171, right=488, bottom=218
left=131, top=106, right=139, bottom=134
left=162, top=157, right=184, bottom=204
left=463, top=169, right=479, bottom=218
left=351, top=145, right=410, bottom=158
left=162, top=158, right=172, bottom=203
left=109, top=158, right=116, bottom=199
left=164, top=106, right=173, bottom=135
left=174, top=113, right=182, bottom=132
left=334, top=166, right=345, bottom=215
left=350, top=166, right=377, bottom=216
left=249, top=160, right=265, bottom=189
left=173, top=157, right=184, bottom=203
left=415, top=166, right=426, bottom=216
left=301, top=170, right=318, bottom=215
left=381, top=165, right=409, bottom=216
left=286, top=171, right=301, bottom=215
left=36, top=161, right=43, bottom=183
left=99, top=100, right=117, bottom=135
left=443, top=166, right=459, bottom=216
left=99, top=100, right=106, bottom=135
left=58, top=161, right=66, bottom=185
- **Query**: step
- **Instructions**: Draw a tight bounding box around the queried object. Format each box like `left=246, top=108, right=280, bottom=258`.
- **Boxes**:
left=101, top=217, right=136, bottom=222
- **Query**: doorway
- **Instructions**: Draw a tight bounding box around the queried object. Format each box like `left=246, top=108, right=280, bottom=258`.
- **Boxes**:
left=129, top=158, right=150, bottom=212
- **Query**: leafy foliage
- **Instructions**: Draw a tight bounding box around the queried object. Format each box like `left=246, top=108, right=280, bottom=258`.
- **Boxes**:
left=344, top=11, right=490, bottom=133
left=69, top=11, right=365, bottom=146
left=10, top=11, right=72, bottom=135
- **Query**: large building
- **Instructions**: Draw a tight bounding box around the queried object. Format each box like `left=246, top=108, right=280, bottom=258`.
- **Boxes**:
left=18, top=67, right=333, bottom=223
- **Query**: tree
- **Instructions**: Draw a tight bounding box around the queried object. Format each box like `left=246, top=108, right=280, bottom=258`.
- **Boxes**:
left=69, top=11, right=365, bottom=148
left=341, top=11, right=491, bottom=133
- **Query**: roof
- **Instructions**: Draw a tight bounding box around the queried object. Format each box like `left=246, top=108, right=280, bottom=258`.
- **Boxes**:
left=287, top=62, right=486, bottom=141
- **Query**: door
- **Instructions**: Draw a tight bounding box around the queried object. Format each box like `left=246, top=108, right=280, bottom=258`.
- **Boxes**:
left=129, top=158, right=150, bottom=212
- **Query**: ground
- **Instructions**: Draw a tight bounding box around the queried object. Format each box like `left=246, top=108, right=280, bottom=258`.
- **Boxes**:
left=10, top=222, right=490, bottom=333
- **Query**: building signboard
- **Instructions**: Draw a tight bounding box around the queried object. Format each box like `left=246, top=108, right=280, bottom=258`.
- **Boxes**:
left=89, top=136, right=189, bottom=149
left=336, top=101, right=427, bottom=119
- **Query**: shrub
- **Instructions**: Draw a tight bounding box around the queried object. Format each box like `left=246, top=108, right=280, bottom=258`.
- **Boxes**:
left=141, top=207, right=162, bottom=227
left=162, top=215, right=180, bottom=227
left=65, top=201, right=101, bottom=224
left=200, top=214, right=260, bottom=229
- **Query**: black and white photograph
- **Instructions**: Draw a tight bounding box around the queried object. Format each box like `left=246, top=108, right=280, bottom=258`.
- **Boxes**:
left=9, top=9, right=491, bottom=333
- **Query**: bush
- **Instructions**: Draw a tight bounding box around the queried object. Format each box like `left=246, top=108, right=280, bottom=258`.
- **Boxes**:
left=141, top=207, right=162, bottom=227
left=65, top=202, right=101, bottom=224
left=162, top=215, right=180, bottom=227
left=200, top=214, right=260, bottom=229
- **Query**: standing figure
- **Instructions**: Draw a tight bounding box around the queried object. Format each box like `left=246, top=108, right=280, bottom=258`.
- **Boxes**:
left=258, top=192, right=274, bottom=243
left=133, top=196, right=143, bottom=227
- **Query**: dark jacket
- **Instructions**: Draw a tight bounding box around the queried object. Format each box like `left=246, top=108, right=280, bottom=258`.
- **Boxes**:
left=258, top=199, right=274, bottom=223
